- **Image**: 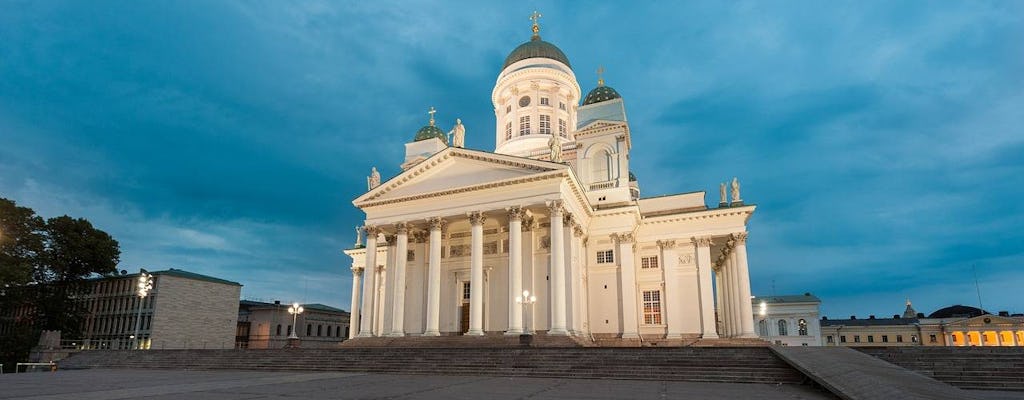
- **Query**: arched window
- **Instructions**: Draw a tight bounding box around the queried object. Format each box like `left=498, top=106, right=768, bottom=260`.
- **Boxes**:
left=592, top=150, right=611, bottom=182
left=798, top=319, right=808, bottom=336
left=276, top=324, right=281, bottom=336
left=306, top=324, right=312, bottom=336
left=327, top=326, right=332, bottom=337
left=317, top=325, right=322, bottom=337
left=759, top=320, right=768, bottom=336
left=778, top=320, right=789, bottom=336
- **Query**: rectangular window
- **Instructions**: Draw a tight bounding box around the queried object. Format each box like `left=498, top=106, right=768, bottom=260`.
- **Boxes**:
left=596, top=250, right=614, bottom=263
left=896, top=335, right=903, bottom=343
left=641, top=256, right=658, bottom=269
left=642, top=290, right=662, bottom=325
left=506, top=105, right=511, bottom=113
left=558, top=119, right=567, bottom=137
left=840, top=335, right=847, bottom=343
left=929, top=334, right=937, bottom=343
left=539, top=115, right=551, bottom=134
left=882, top=335, right=888, bottom=343
left=854, top=335, right=861, bottom=343
left=559, top=102, right=566, bottom=111
left=505, top=121, right=512, bottom=140
left=827, top=336, right=834, bottom=343
left=540, top=97, right=550, bottom=106
left=462, top=282, right=471, bottom=301
left=867, top=335, right=874, bottom=343
left=519, top=116, right=531, bottom=136
left=483, top=242, right=498, bottom=255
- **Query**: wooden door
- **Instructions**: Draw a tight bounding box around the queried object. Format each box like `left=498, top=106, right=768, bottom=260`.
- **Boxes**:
left=460, top=305, right=470, bottom=334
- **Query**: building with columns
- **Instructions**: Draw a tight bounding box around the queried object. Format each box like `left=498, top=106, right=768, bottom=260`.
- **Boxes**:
left=343, top=16, right=759, bottom=342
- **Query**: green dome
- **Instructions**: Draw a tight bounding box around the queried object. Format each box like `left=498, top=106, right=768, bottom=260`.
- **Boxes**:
left=503, top=37, right=572, bottom=69
left=628, top=171, right=637, bottom=182
left=583, top=85, right=621, bottom=105
left=414, top=124, right=447, bottom=144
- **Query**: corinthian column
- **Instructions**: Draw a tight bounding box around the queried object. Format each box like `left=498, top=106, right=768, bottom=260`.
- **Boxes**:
left=505, top=207, right=524, bottom=335
left=547, top=201, right=568, bottom=335
left=358, top=226, right=379, bottom=337
left=467, top=211, right=486, bottom=336
left=424, top=217, right=444, bottom=336
left=388, top=223, right=409, bottom=337
left=733, top=232, right=756, bottom=338
left=693, top=236, right=718, bottom=338
left=659, top=240, right=682, bottom=339
left=615, top=232, right=639, bottom=339
left=349, top=266, right=363, bottom=339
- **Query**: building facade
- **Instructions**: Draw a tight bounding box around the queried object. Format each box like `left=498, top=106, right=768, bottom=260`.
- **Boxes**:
left=821, top=303, right=1024, bottom=347
left=343, top=17, right=758, bottom=342
left=237, top=300, right=350, bottom=349
left=752, top=294, right=822, bottom=346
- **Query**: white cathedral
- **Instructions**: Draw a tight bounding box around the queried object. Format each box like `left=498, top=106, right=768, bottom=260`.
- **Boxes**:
left=344, top=16, right=758, bottom=342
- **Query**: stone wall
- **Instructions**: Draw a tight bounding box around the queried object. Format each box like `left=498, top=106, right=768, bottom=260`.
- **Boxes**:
left=150, top=274, right=240, bottom=349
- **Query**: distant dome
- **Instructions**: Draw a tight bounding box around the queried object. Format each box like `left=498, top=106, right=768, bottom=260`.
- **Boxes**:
left=414, top=124, right=447, bottom=144
left=628, top=171, right=637, bottom=182
left=503, top=37, right=572, bottom=70
left=583, top=85, right=621, bottom=105
left=928, top=305, right=988, bottom=318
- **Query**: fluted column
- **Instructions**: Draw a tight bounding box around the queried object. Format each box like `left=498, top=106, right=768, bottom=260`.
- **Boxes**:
left=659, top=240, right=682, bottom=339
left=615, top=232, right=639, bottom=339
left=467, top=211, right=486, bottom=336
left=547, top=201, right=569, bottom=335
left=693, top=236, right=718, bottom=338
left=571, top=225, right=585, bottom=335
left=358, top=226, right=379, bottom=337
left=562, top=213, right=576, bottom=335
left=721, top=250, right=736, bottom=337
left=713, top=267, right=723, bottom=336
left=732, top=232, right=756, bottom=338
left=388, top=223, right=409, bottom=337
left=505, top=207, right=524, bottom=335
left=349, top=266, right=363, bottom=339
left=424, top=217, right=443, bottom=336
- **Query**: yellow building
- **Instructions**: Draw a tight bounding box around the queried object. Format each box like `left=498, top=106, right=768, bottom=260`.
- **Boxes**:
left=821, top=303, right=1024, bottom=347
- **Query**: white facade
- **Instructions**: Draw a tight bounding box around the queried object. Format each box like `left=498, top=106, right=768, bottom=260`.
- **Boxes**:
left=752, top=294, right=822, bottom=346
left=344, top=19, right=758, bottom=342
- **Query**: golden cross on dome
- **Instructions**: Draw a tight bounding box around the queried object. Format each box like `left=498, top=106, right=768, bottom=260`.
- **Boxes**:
left=428, top=106, right=436, bottom=126
left=597, top=65, right=605, bottom=86
left=530, top=10, right=542, bottom=37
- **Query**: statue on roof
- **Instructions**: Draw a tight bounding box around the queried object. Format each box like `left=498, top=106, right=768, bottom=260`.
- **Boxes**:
left=719, top=182, right=727, bottom=206
left=449, top=118, right=465, bottom=148
left=548, top=133, right=563, bottom=163
left=367, top=167, right=381, bottom=190
left=730, top=177, right=741, bottom=203
left=354, top=226, right=363, bottom=247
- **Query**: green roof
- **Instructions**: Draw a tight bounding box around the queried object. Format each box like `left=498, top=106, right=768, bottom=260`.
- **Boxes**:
left=414, top=124, right=447, bottom=143
left=503, top=37, right=572, bottom=69
left=583, top=85, right=621, bottom=105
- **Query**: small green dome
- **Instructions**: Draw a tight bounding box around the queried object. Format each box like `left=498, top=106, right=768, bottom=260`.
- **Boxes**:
left=414, top=124, right=447, bottom=144
left=629, top=171, right=637, bottom=182
left=583, top=85, right=621, bottom=105
left=503, top=37, right=572, bottom=70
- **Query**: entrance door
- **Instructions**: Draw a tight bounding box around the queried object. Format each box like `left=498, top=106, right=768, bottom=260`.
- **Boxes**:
left=460, top=281, right=471, bottom=334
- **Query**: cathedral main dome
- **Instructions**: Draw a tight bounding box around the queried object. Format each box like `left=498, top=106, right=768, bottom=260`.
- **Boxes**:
left=503, top=37, right=572, bottom=69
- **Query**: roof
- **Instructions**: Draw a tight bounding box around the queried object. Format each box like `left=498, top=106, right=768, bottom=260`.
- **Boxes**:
left=821, top=318, right=919, bottom=327
left=239, top=300, right=348, bottom=315
left=583, top=85, right=622, bottom=105
left=752, top=294, right=821, bottom=304
left=89, top=268, right=241, bottom=286
left=928, top=304, right=988, bottom=319
left=503, top=37, right=572, bottom=69
left=414, top=124, right=447, bottom=143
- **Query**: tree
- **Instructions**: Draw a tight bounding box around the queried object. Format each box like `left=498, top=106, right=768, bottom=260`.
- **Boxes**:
left=0, top=198, right=46, bottom=286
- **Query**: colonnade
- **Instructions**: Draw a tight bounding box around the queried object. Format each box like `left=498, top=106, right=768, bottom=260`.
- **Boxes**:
left=712, top=232, right=756, bottom=338
left=947, top=330, right=1024, bottom=346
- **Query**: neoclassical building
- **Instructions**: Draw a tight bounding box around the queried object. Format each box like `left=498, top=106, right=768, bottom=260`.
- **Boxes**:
left=343, top=16, right=758, bottom=342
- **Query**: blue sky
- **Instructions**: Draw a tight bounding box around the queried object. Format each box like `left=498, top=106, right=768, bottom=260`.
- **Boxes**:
left=1, top=1, right=1021, bottom=319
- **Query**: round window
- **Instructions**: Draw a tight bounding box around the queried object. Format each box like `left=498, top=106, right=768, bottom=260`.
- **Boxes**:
left=518, top=96, right=531, bottom=107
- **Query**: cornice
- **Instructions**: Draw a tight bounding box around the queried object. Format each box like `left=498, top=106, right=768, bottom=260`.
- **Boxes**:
left=358, top=170, right=567, bottom=208
left=641, top=205, right=756, bottom=225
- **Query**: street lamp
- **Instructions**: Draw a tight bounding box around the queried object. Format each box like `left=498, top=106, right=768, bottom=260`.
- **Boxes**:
left=132, top=269, right=154, bottom=350
left=514, top=290, right=537, bottom=334
left=287, top=303, right=304, bottom=339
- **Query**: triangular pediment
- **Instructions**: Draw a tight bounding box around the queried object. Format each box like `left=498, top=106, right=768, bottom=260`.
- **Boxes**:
left=576, top=119, right=627, bottom=132
left=354, top=148, right=567, bottom=206
left=957, top=314, right=1022, bottom=326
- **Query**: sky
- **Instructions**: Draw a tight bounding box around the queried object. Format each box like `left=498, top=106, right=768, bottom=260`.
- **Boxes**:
left=1, top=1, right=1022, bottom=319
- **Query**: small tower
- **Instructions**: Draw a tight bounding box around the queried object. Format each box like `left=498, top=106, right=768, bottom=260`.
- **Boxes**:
left=402, top=107, right=449, bottom=170
left=902, top=299, right=918, bottom=319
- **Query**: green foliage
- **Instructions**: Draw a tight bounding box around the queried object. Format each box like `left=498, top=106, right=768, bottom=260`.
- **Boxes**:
left=0, top=198, right=46, bottom=286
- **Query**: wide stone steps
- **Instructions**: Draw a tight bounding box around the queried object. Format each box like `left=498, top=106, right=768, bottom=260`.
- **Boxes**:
left=859, top=347, right=1024, bottom=391
left=59, top=347, right=804, bottom=384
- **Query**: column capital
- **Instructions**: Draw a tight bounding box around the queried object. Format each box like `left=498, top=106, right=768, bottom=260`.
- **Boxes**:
left=351, top=266, right=364, bottom=275
left=546, top=199, right=564, bottom=215
left=521, top=216, right=536, bottom=232
left=467, top=211, right=487, bottom=226
left=573, top=225, right=585, bottom=237
left=691, top=236, right=714, bottom=248
left=394, top=222, right=409, bottom=234
left=656, top=239, right=677, bottom=249
left=364, top=225, right=381, bottom=236
left=385, top=234, right=397, bottom=246
left=506, top=206, right=526, bottom=221
left=611, top=232, right=635, bottom=244
left=562, top=212, right=576, bottom=227
left=427, top=217, right=445, bottom=231
left=375, top=264, right=386, bottom=272
left=412, top=231, right=429, bottom=243
left=731, top=232, right=749, bottom=244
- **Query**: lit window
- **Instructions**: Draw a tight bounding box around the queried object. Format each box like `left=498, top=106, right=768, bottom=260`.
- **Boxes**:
left=642, top=290, right=662, bottom=325
left=558, top=119, right=567, bottom=137
left=798, top=319, right=808, bottom=335
left=519, top=116, right=531, bottom=136
left=596, top=250, right=614, bottom=263
left=540, top=97, right=550, bottom=106
left=539, top=115, right=551, bottom=134
left=641, top=256, right=658, bottom=269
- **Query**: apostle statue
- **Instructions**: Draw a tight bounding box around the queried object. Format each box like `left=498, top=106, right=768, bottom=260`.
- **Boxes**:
left=449, top=118, right=466, bottom=148
left=730, top=177, right=741, bottom=203
left=354, top=226, right=363, bottom=247
left=367, top=167, right=381, bottom=190
left=719, top=182, right=727, bottom=205
left=548, top=133, right=563, bottom=163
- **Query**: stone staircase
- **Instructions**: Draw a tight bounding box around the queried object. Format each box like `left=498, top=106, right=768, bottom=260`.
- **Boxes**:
left=340, top=332, right=592, bottom=348
left=859, top=347, right=1024, bottom=391
left=58, top=347, right=805, bottom=384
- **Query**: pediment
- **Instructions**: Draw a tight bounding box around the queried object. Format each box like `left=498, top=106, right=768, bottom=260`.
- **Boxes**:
left=354, top=148, right=567, bottom=206
left=576, top=120, right=627, bottom=133
left=957, top=314, right=1022, bottom=326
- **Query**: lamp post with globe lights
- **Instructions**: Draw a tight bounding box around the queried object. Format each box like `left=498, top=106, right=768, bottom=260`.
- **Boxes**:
left=132, top=270, right=154, bottom=350
left=759, top=300, right=770, bottom=344
left=286, top=302, right=304, bottom=348
left=515, top=290, right=537, bottom=345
